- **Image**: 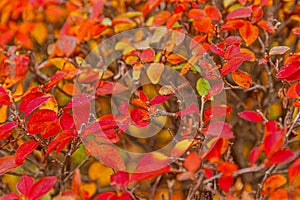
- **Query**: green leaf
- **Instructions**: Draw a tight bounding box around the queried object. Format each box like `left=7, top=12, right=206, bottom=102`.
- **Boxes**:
left=196, top=78, right=210, bottom=96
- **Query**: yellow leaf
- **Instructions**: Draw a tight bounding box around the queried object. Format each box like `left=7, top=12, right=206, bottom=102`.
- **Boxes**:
left=39, top=96, right=58, bottom=113
left=81, top=182, right=97, bottom=197
left=262, top=174, right=286, bottom=195
left=31, top=22, right=48, bottom=44
left=13, top=82, right=23, bottom=102
left=88, top=162, right=113, bottom=187
left=0, top=106, right=8, bottom=123
left=147, top=63, right=164, bottom=84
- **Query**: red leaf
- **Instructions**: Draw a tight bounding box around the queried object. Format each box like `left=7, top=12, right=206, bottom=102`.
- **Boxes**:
left=139, top=48, right=155, bottom=63
left=0, top=122, right=18, bottom=140
left=0, top=192, right=19, bottom=200
left=166, top=13, right=181, bottom=29
left=293, top=27, right=300, bottom=35
left=210, top=43, right=225, bottom=57
left=130, top=108, right=149, bottom=127
left=204, top=138, right=225, bottom=161
left=224, top=36, right=243, bottom=45
left=269, top=46, right=290, bottom=56
left=110, top=171, right=129, bottom=191
left=60, top=112, right=75, bottom=130
left=289, top=157, right=300, bottom=184
left=266, top=149, right=296, bottom=166
left=204, top=5, right=221, bottom=21
left=204, top=168, right=214, bottom=178
left=276, top=61, right=300, bottom=80
left=224, top=45, right=240, bottom=60
left=187, top=9, right=205, bottom=19
left=26, top=109, right=61, bottom=138
left=28, top=176, right=57, bottom=200
left=263, top=132, right=284, bottom=158
left=96, top=81, right=128, bottom=96
left=217, top=162, right=238, bottom=175
left=150, top=94, right=170, bottom=106
left=24, top=96, right=51, bottom=117
left=296, top=82, right=300, bottom=96
left=94, top=192, right=116, bottom=200
left=65, top=94, right=95, bottom=109
left=202, top=122, right=234, bottom=139
left=45, top=71, right=68, bottom=91
left=20, top=92, right=44, bottom=112
left=249, top=145, right=263, bottom=165
left=72, top=169, right=81, bottom=194
left=184, top=152, right=201, bottom=172
left=135, top=152, right=170, bottom=173
left=17, top=175, right=34, bottom=197
left=238, top=110, right=263, bottom=122
left=226, top=7, right=252, bottom=20
left=218, top=175, right=234, bottom=192
left=176, top=103, right=199, bottom=116
left=221, top=19, right=245, bottom=31
left=0, top=156, right=21, bottom=175
left=204, top=105, right=231, bottom=122
left=0, top=86, right=10, bottom=106
left=257, top=20, right=275, bottom=33
left=85, top=141, right=126, bottom=171
left=15, top=141, right=39, bottom=165
left=206, top=82, right=224, bottom=99
left=130, top=166, right=171, bottom=183
left=221, top=56, right=244, bottom=76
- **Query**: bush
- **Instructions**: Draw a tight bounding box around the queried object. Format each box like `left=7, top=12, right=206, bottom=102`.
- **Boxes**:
left=0, top=0, right=300, bottom=199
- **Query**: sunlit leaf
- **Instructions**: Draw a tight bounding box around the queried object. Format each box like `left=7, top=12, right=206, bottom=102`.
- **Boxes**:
left=269, top=46, right=290, bottom=56
left=232, top=70, right=252, bottom=88
left=262, top=174, right=286, bottom=195
left=239, top=21, right=259, bottom=46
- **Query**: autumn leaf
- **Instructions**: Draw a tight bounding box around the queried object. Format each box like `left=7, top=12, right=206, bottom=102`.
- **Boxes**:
left=204, top=5, right=221, bottom=21
left=196, top=78, right=210, bottom=96
left=28, top=176, right=57, bottom=200
left=238, top=110, right=263, bottom=122
left=202, top=122, right=234, bottom=139
left=143, top=0, right=163, bottom=16
left=110, top=171, right=129, bottom=191
left=15, top=140, right=39, bottom=165
left=0, top=86, right=10, bottom=106
left=139, top=48, right=155, bottom=63
left=17, top=175, right=34, bottom=197
left=24, top=96, right=51, bottom=117
left=0, top=122, right=18, bottom=140
left=232, top=70, right=252, bottom=88
left=146, top=63, right=164, bottom=84
left=218, top=175, right=234, bottom=192
left=184, top=152, right=201, bottom=172
left=239, top=21, right=259, bottom=46
left=262, top=174, right=286, bottom=195
left=226, top=7, right=252, bottom=20
left=269, top=46, right=290, bottom=56
left=266, top=149, right=296, bottom=166
left=288, top=157, right=300, bottom=184
left=0, top=155, right=21, bottom=175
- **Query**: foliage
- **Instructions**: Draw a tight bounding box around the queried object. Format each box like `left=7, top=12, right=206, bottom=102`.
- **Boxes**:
left=0, top=0, right=300, bottom=199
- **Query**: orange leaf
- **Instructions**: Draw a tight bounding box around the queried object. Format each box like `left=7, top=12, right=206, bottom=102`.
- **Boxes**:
left=187, top=9, right=205, bottom=19
left=15, top=141, right=39, bottom=165
left=268, top=188, right=288, bottom=200
left=262, top=174, right=286, bottom=195
left=143, top=0, right=163, bottom=16
left=226, top=7, right=252, bottom=20
left=72, top=169, right=81, bottom=195
left=217, top=162, right=238, bottom=175
left=153, top=11, right=172, bottom=26
left=193, top=17, right=213, bottom=33
left=239, top=21, right=259, bottom=46
left=204, top=5, right=221, bottom=21
left=232, top=70, right=252, bottom=88
left=184, top=152, right=201, bottom=172
left=167, top=53, right=186, bottom=64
